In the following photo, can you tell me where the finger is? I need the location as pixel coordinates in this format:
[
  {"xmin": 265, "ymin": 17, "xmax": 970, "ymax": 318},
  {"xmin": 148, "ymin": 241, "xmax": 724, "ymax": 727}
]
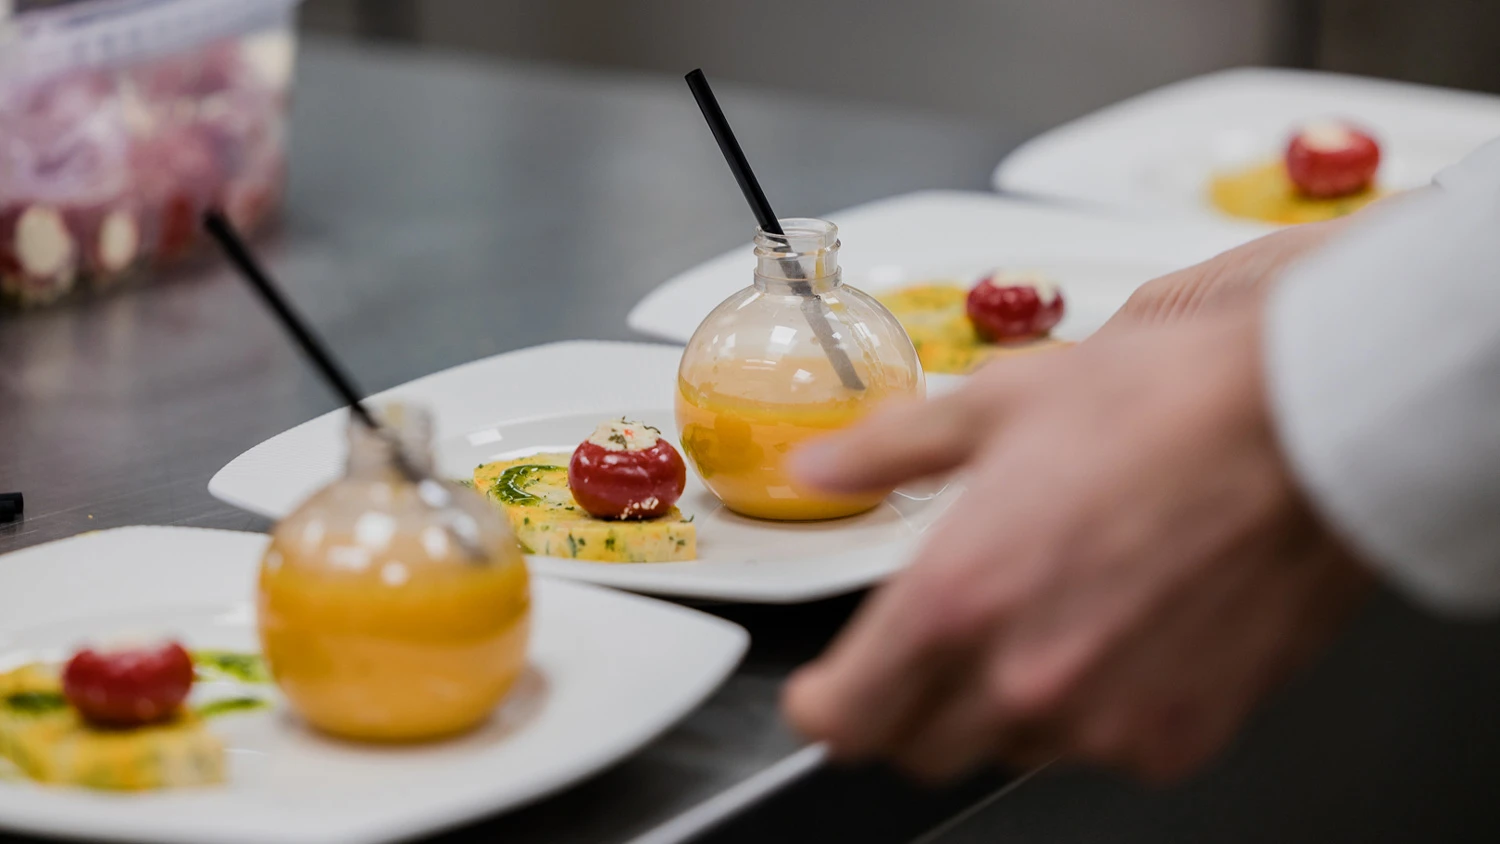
[
  {"xmin": 1129, "ymin": 540, "xmax": 1368, "ymax": 781},
  {"xmin": 1075, "ymin": 553, "xmax": 1266, "ymax": 776},
  {"xmin": 894, "ymin": 686, "xmax": 1062, "ymax": 783},
  {"xmin": 1066, "ymin": 529, "xmax": 1334, "ymax": 780},
  {"xmin": 889, "ymin": 676, "xmax": 1062, "ymax": 781},
  {"xmin": 790, "ymin": 379, "xmax": 1005, "ymax": 494},
  {"xmin": 785, "ymin": 458, "xmax": 1030, "ymax": 757},
  {"xmin": 783, "ymin": 577, "xmax": 970, "ymax": 760},
  {"xmin": 997, "ymin": 725, "xmax": 1066, "ymax": 771},
  {"xmin": 886, "ymin": 656, "xmax": 1002, "ymax": 782}
]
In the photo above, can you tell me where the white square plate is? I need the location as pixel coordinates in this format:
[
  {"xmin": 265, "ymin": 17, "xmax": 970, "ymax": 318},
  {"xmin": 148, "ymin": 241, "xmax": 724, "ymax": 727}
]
[
  {"xmin": 993, "ymin": 67, "xmax": 1500, "ymax": 224},
  {"xmin": 211, "ymin": 341, "xmax": 959, "ymax": 604},
  {"xmin": 626, "ymin": 190, "xmax": 1262, "ymax": 344},
  {"xmin": 0, "ymin": 527, "xmax": 747, "ymax": 844}
]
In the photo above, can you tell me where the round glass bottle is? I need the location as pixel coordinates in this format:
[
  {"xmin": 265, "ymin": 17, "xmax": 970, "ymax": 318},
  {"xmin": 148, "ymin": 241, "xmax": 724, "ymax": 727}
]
[
  {"xmin": 258, "ymin": 404, "xmax": 531, "ymax": 742},
  {"xmin": 676, "ymin": 218, "xmax": 924, "ymax": 520}
]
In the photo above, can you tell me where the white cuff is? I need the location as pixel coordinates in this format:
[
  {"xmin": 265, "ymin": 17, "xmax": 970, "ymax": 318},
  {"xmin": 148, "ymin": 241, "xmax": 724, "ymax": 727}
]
[{"xmin": 1265, "ymin": 187, "xmax": 1500, "ymax": 617}]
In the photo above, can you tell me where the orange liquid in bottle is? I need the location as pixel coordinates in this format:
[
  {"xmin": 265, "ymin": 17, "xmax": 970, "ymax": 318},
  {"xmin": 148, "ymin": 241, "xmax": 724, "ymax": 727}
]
[
  {"xmin": 676, "ymin": 355, "xmax": 919, "ymax": 520},
  {"xmin": 258, "ymin": 534, "xmax": 530, "ymax": 742}
]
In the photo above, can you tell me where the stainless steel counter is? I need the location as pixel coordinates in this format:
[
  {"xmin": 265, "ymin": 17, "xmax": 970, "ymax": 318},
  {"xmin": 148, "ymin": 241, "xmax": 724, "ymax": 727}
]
[
  {"xmin": 0, "ymin": 35, "xmax": 1022, "ymax": 843},
  {"xmin": 7, "ymin": 33, "xmax": 1500, "ymax": 844}
]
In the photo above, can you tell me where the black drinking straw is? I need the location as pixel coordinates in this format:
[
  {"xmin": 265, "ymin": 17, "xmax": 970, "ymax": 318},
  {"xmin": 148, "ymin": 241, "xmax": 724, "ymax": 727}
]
[
  {"xmin": 685, "ymin": 69, "xmax": 866, "ymax": 391},
  {"xmin": 202, "ymin": 212, "xmax": 379, "ymax": 431},
  {"xmin": 202, "ymin": 211, "xmax": 485, "ymax": 559},
  {"xmin": 0, "ymin": 492, "xmax": 21, "ymax": 524}
]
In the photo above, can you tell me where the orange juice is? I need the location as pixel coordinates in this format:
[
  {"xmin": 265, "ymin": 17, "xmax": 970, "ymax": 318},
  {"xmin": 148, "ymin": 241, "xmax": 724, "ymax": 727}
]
[
  {"xmin": 259, "ymin": 532, "xmax": 530, "ymax": 742},
  {"xmin": 677, "ymin": 355, "xmax": 920, "ymax": 520}
]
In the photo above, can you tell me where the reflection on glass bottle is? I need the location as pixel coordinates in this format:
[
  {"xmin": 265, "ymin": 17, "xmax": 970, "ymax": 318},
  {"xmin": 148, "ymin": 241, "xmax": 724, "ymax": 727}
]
[
  {"xmin": 258, "ymin": 404, "xmax": 530, "ymax": 742},
  {"xmin": 676, "ymin": 218, "xmax": 924, "ymax": 521}
]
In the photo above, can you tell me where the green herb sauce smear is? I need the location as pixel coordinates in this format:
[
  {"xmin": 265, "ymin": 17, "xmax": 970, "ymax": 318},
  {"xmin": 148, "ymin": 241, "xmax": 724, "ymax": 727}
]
[
  {"xmin": 195, "ymin": 697, "xmax": 272, "ymax": 719},
  {"xmin": 192, "ymin": 651, "xmax": 271, "ymax": 684},
  {"xmin": 493, "ymin": 465, "xmax": 564, "ymax": 506}
]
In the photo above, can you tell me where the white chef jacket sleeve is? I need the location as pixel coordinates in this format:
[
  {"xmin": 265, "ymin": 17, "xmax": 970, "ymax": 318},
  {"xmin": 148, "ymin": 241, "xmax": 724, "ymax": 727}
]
[{"xmin": 1265, "ymin": 139, "xmax": 1500, "ymax": 617}]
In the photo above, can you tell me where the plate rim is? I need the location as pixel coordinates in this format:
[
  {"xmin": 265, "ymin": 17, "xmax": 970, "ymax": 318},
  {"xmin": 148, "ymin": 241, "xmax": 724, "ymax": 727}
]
[
  {"xmin": 992, "ymin": 65, "xmax": 1500, "ymax": 216},
  {"xmin": 208, "ymin": 340, "xmax": 939, "ymax": 604},
  {"xmin": 626, "ymin": 188, "xmax": 1263, "ymax": 344},
  {"xmin": 0, "ymin": 525, "xmax": 750, "ymax": 844},
  {"xmin": 208, "ymin": 338, "xmax": 682, "ymax": 519}
]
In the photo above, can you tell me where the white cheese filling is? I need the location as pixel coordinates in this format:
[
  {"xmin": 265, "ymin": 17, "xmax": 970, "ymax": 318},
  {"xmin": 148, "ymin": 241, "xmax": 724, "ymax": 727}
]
[
  {"xmin": 89, "ymin": 632, "xmax": 176, "ymax": 654},
  {"xmin": 988, "ymin": 271, "xmax": 1061, "ymax": 305},
  {"xmin": 587, "ymin": 419, "xmax": 662, "ymax": 452},
  {"xmin": 1299, "ymin": 121, "xmax": 1357, "ymax": 152}
]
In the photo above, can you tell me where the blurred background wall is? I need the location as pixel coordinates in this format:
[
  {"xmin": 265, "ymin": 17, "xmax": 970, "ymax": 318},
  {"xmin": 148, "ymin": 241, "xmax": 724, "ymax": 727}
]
[{"xmin": 300, "ymin": 0, "xmax": 1500, "ymax": 135}]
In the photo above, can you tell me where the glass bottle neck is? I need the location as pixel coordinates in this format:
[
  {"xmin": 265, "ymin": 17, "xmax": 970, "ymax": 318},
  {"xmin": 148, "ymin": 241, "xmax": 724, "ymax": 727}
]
[
  {"xmin": 345, "ymin": 405, "xmax": 435, "ymax": 480},
  {"xmin": 753, "ymin": 217, "xmax": 842, "ymax": 295}
]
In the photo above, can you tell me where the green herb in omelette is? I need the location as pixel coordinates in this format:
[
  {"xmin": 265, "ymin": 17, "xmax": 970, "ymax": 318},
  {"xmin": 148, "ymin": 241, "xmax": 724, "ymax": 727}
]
[{"xmin": 2, "ymin": 691, "xmax": 66, "ymax": 716}]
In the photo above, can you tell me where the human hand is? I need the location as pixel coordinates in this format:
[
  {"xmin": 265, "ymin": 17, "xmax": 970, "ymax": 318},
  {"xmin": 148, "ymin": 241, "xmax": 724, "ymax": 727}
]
[
  {"xmin": 782, "ymin": 306, "xmax": 1371, "ymax": 783},
  {"xmin": 1104, "ymin": 217, "xmax": 1347, "ymax": 331}
]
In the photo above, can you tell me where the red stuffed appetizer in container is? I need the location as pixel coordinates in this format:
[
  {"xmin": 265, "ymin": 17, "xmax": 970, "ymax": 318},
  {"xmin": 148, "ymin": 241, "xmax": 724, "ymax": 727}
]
[{"xmin": 0, "ymin": 0, "xmax": 300, "ymax": 306}]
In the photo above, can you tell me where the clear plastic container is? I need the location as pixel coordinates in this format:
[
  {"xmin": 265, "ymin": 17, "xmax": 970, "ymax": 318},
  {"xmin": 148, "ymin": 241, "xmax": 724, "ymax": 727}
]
[
  {"xmin": 259, "ymin": 404, "xmax": 532, "ymax": 743},
  {"xmin": 0, "ymin": 0, "xmax": 300, "ymax": 306},
  {"xmin": 676, "ymin": 218, "xmax": 924, "ymax": 521}
]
